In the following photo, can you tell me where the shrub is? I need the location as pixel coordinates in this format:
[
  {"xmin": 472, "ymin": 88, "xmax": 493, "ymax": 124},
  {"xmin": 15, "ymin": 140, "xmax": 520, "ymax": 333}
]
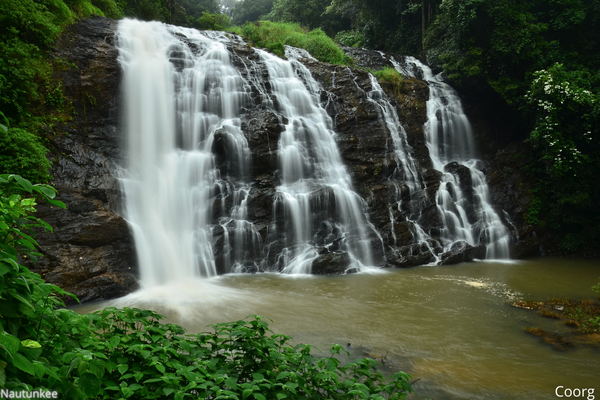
[
  {"xmin": 334, "ymin": 30, "xmax": 363, "ymax": 47},
  {"xmin": 373, "ymin": 67, "xmax": 403, "ymax": 95},
  {"xmin": 0, "ymin": 127, "xmax": 51, "ymax": 183},
  {"xmin": 196, "ymin": 11, "xmax": 231, "ymax": 30},
  {"xmin": 233, "ymin": 21, "xmax": 350, "ymax": 65}
]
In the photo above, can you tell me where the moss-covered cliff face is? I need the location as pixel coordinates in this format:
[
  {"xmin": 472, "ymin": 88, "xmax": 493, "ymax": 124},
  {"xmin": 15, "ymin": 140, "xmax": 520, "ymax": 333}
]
[{"xmin": 34, "ymin": 16, "xmax": 550, "ymax": 304}]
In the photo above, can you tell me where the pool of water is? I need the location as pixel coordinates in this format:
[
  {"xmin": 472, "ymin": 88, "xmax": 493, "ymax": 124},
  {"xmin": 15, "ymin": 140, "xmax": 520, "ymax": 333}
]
[{"xmin": 75, "ymin": 258, "xmax": 600, "ymax": 399}]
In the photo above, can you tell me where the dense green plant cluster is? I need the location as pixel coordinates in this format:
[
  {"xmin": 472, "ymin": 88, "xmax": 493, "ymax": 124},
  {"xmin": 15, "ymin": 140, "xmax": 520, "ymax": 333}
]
[
  {"xmin": 334, "ymin": 30, "xmax": 363, "ymax": 47},
  {"xmin": 266, "ymin": 0, "xmax": 350, "ymax": 37},
  {"xmin": 1, "ymin": 175, "xmax": 417, "ymax": 399},
  {"xmin": 230, "ymin": 0, "xmax": 274, "ymax": 26},
  {"xmin": 0, "ymin": 128, "xmax": 52, "ymax": 184},
  {"xmin": 197, "ymin": 12, "xmax": 231, "ymax": 31},
  {"xmin": 372, "ymin": 67, "xmax": 403, "ymax": 95},
  {"xmin": 234, "ymin": 21, "xmax": 351, "ymax": 65}
]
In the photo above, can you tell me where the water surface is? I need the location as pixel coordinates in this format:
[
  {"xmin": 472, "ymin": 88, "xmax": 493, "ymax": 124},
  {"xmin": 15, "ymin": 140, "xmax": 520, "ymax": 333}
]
[{"xmin": 76, "ymin": 258, "xmax": 600, "ymax": 399}]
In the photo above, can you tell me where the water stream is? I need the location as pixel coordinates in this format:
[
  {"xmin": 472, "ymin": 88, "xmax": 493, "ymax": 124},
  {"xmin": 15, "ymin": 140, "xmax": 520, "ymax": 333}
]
[{"xmin": 393, "ymin": 56, "xmax": 511, "ymax": 259}]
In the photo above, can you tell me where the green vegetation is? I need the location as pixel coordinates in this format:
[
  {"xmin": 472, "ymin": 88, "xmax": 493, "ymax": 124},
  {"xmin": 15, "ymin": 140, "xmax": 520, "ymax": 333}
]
[
  {"xmin": 0, "ymin": 175, "xmax": 416, "ymax": 399},
  {"xmin": 233, "ymin": 21, "xmax": 351, "ymax": 65},
  {"xmin": 230, "ymin": 0, "xmax": 274, "ymax": 26},
  {"xmin": 0, "ymin": 127, "xmax": 51, "ymax": 183},
  {"xmin": 373, "ymin": 67, "xmax": 403, "ymax": 95},
  {"xmin": 334, "ymin": 30, "xmax": 363, "ymax": 47},
  {"xmin": 197, "ymin": 11, "xmax": 231, "ymax": 30}
]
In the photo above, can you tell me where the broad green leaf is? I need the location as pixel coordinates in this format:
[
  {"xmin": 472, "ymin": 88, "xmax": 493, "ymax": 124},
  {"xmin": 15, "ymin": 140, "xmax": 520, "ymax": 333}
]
[
  {"xmin": 110, "ymin": 336, "xmax": 121, "ymax": 349},
  {"xmin": 79, "ymin": 372, "xmax": 101, "ymax": 398},
  {"xmin": 0, "ymin": 332, "xmax": 20, "ymax": 357},
  {"xmin": 62, "ymin": 352, "xmax": 76, "ymax": 364},
  {"xmin": 253, "ymin": 394, "xmax": 266, "ymax": 400},
  {"xmin": 0, "ymin": 124, "xmax": 7, "ymax": 133},
  {"xmin": 175, "ymin": 392, "xmax": 184, "ymax": 400},
  {"xmin": 21, "ymin": 340, "xmax": 41, "ymax": 348},
  {"xmin": 11, "ymin": 292, "xmax": 34, "ymax": 311},
  {"xmin": 33, "ymin": 185, "xmax": 56, "ymax": 199},
  {"xmin": 163, "ymin": 388, "xmax": 175, "ymax": 396},
  {"xmin": 2, "ymin": 258, "xmax": 19, "ymax": 272},
  {"xmin": 0, "ymin": 263, "xmax": 11, "ymax": 277},
  {"xmin": 13, "ymin": 353, "xmax": 34, "ymax": 375},
  {"xmin": 47, "ymin": 198, "xmax": 66, "ymax": 209},
  {"xmin": 0, "ymin": 367, "xmax": 5, "ymax": 386},
  {"xmin": 118, "ymin": 364, "xmax": 129, "ymax": 375},
  {"xmin": 32, "ymin": 361, "xmax": 46, "ymax": 379},
  {"xmin": 13, "ymin": 175, "xmax": 33, "ymax": 193},
  {"xmin": 78, "ymin": 360, "xmax": 90, "ymax": 375},
  {"xmin": 243, "ymin": 389, "xmax": 253, "ymax": 399}
]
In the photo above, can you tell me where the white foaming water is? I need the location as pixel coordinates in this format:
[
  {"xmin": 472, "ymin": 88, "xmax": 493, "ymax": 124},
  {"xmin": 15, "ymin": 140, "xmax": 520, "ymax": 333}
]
[
  {"xmin": 116, "ymin": 19, "xmax": 258, "ymax": 286},
  {"xmin": 364, "ymin": 73, "xmax": 439, "ymax": 261},
  {"xmin": 259, "ymin": 47, "xmax": 379, "ymax": 273},
  {"xmin": 393, "ymin": 56, "xmax": 511, "ymax": 258}
]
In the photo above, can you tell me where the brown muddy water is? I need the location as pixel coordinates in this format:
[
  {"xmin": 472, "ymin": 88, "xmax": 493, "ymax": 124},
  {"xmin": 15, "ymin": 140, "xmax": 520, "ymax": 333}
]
[{"xmin": 75, "ymin": 258, "xmax": 600, "ymax": 399}]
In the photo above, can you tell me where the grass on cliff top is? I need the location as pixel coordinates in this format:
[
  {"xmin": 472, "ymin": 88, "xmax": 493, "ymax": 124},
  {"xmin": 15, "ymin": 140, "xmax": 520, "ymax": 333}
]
[
  {"xmin": 372, "ymin": 66, "xmax": 403, "ymax": 95},
  {"xmin": 231, "ymin": 21, "xmax": 351, "ymax": 65}
]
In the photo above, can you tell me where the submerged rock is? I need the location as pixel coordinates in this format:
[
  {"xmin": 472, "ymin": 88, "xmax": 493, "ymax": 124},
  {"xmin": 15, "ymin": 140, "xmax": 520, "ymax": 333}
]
[
  {"xmin": 311, "ymin": 252, "xmax": 352, "ymax": 275},
  {"xmin": 440, "ymin": 241, "xmax": 486, "ymax": 265}
]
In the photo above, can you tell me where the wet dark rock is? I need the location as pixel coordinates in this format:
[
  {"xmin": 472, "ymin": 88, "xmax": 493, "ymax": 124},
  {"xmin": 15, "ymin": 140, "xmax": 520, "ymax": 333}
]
[
  {"xmin": 29, "ymin": 16, "xmax": 138, "ymax": 304},
  {"xmin": 311, "ymin": 252, "xmax": 351, "ymax": 275},
  {"xmin": 388, "ymin": 242, "xmax": 437, "ymax": 268},
  {"xmin": 440, "ymin": 241, "xmax": 486, "ymax": 265}
]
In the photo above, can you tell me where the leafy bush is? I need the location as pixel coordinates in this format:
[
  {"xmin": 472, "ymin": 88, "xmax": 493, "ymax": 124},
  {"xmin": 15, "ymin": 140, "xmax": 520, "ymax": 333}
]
[
  {"xmin": 196, "ymin": 11, "xmax": 231, "ymax": 31},
  {"xmin": 0, "ymin": 127, "xmax": 51, "ymax": 183},
  {"xmin": 373, "ymin": 67, "xmax": 403, "ymax": 95},
  {"xmin": 523, "ymin": 63, "xmax": 600, "ymax": 250},
  {"xmin": 334, "ymin": 30, "xmax": 363, "ymax": 47},
  {"xmin": 1, "ymin": 175, "xmax": 418, "ymax": 399},
  {"xmin": 234, "ymin": 21, "xmax": 350, "ymax": 65}
]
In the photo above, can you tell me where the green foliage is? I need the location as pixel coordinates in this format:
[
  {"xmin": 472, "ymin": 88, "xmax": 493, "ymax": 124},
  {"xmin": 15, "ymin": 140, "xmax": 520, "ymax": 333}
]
[
  {"xmin": 231, "ymin": 0, "xmax": 275, "ymax": 26},
  {"xmin": 0, "ymin": 127, "xmax": 52, "ymax": 183},
  {"xmin": 592, "ymin": 279, "xmax": 600, "ymax": 296},
  {"xmin": 123, "ymin": 0, "xmax": 170, "ymax": 22},
  {"xmin": 235, "ymin": 21, "xmax": 351, "ymax": 65},
  {"xmin": 523, "ymin": 63, "xmax": 600, "ymax": 250},
  {"xmin": 267, "ymin": 0, "xmax": 350, "ymax": 36},
  {"xmin": 373, "ymin": 67, "xmax": 403, "ymax": 95},
  {"xmin": 334, "ymin": 30, "xmax": 363, "ymax": 47},
  {"xmin": 0, "ymin": 0, "xmax": 121, "ymax": 120},
  {"xmin": 196, "ymin": 11, "xmax": 231, "ymax": 30},
  {"xmin": 0, "ymin": 175, "xmax": 418, "ymax": 398}
]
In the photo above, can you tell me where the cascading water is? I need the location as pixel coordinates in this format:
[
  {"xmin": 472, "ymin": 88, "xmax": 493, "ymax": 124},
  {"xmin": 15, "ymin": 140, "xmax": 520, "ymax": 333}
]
[
  {"xmin": 392, "ymin": 56, "xmax": 511, "ymax": 258},
  {"xmin": 116, "ymin": 19, "xmax": 382, "ymax": 284},
  {"xmin": 117, "ymin": 19, "xmax": 260, "ymax": 286},
  {"xmin": 263, "ymin": 47, "xmax": 380, "ymax": 273},
  {"xmin": 364, "ymin": 73, "xmax": 440, "ymax": 262}
]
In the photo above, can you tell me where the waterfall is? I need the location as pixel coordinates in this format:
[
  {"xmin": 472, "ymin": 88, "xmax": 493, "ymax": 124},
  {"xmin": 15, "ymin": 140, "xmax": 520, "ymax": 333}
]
[
  {"xmin": 116, "ymin": 19, "xmax": 259, "ymax": 286},
  {"xmin": 116, "ymin": 19, "xmax": 382, "ymax": 284},
  {"xmin": 364, "ymin": 73, "xmax": 440, "ymax": 262},
  {"xmin": 392, "ymin": 56, "xmax": 511, "ymax": 258},
  {"xmin": 262, "ymin": 46, "xmax": 379, "ymax": 273}
]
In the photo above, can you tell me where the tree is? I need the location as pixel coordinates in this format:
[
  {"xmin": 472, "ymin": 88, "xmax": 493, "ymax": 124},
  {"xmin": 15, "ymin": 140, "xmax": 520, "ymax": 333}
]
[{"xmin": 231, "ymin": 0, "xmax": 274, "ymax": 25}]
